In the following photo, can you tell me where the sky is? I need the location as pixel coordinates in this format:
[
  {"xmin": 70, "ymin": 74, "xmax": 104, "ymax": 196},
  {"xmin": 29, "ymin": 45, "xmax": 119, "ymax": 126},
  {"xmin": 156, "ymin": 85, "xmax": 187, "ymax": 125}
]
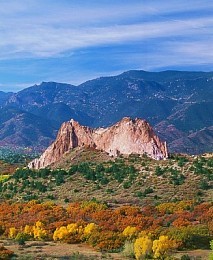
[{"xmin": 0, "ymin": 0, "xmax": 212, "ymax": 92}]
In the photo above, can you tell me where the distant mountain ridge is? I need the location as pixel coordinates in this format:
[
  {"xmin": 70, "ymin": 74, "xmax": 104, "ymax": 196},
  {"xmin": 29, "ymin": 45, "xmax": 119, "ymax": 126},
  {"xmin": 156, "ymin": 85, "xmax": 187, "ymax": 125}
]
[{"xmin": 0, "ymin": 70, "xmax": 212, "ymax": 154}]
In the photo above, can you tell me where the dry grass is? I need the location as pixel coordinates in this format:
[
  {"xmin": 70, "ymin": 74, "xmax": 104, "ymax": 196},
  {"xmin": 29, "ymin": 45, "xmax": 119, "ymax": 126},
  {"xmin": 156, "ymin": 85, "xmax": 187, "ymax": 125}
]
[
  {"xmin": 52, "ymin": 147, "xmax": 112, "ymax": 170},
  {"xmin": 174, "ymin": 249, "xmax": 211, "ymax": 260},
  {"xmin": 0, "ymin": 240, "xmax": 125, "ymax": 259},
  {"xmin": 0, "ymin": 240, "xmax": 211, "ymax": 259},
  {"xmin": 0, "ymin": 160, "xmax": 17, "ymax": 175}
]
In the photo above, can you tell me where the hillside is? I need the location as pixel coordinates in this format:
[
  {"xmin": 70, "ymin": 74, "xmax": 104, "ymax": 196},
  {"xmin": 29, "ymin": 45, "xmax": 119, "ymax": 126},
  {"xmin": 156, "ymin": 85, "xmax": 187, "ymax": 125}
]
[
  {"xmin": 0, "ymin": 70, "xmax": 212, "ymax": 154},
  {"xmin": 1, "ymin": 150, "xmax": 212, "ymax": 205}
]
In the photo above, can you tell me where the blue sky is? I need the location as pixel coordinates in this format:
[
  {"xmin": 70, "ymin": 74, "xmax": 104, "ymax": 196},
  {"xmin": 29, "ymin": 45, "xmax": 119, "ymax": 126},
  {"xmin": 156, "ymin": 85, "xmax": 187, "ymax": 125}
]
[{"xmin": 0, "ymin": 0, "xmax": 212, "ymax": 92}]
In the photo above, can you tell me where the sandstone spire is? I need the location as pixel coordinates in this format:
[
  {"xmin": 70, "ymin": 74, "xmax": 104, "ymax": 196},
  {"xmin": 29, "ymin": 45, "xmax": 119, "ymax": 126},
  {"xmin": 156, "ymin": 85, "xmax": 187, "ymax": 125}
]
[{"xmin": 29, "ymin": 117, "xmax": 168, "ymax": 169}]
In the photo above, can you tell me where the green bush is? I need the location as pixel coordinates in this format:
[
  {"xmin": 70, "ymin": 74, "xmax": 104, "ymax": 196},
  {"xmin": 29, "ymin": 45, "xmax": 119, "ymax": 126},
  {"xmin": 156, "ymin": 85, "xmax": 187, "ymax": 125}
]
[
  {"xmin": 165, "ymin": 225, "xmax": 211, "ymax": 249},
  {"xmin": 123, "ymin": 182, "xmax": 131, "ymax": 189},
  {"xmin": 15, "ymin": 232, "xmax": 29, "ymax": 245}
]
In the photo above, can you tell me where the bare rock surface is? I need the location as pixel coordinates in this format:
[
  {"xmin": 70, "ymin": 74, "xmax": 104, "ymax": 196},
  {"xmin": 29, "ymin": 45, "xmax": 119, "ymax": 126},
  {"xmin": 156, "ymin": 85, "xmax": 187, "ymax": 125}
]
[{"xmin": 29, "ymin": 117, "xmax": 168, "ymax": 169}]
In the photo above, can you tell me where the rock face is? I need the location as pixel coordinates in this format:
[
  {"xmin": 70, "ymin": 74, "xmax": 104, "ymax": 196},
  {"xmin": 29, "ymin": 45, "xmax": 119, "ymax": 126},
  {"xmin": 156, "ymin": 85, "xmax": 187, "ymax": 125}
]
[{"xmin": 28, "ymin": 117, "xmax": 168, "ymax": 169}]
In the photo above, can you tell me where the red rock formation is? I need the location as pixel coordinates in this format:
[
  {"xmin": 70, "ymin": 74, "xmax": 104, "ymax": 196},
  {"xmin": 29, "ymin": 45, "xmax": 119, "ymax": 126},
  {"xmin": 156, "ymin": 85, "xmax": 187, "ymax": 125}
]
[{"xmin": 29, "ymin": 117, "xmax": 168, "ymax": 169}]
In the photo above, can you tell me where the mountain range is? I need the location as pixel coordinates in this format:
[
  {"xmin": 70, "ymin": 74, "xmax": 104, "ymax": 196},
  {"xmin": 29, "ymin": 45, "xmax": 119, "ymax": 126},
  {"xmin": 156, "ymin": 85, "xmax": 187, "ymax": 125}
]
[{"xmin": 0, "ymin": 70, "xmax": 212, "ymax": 154}]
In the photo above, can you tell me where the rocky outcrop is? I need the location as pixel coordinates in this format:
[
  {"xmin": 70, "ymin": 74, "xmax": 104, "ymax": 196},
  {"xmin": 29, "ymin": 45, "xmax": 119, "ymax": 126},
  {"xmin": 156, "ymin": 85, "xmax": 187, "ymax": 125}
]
[{"xmin": 29, "ymin": 117, "xmax": 168, "ymax": 169}]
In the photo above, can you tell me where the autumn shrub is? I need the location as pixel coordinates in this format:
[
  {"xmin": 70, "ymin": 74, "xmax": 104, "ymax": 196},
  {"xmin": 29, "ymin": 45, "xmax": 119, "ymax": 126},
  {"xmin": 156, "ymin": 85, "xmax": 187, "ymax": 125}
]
[
  {"xmin": 0, "ymin": 246, "xmax": 14, "ymax": 260},
  {"xmin": 33, "ymin": 221, "xmax": 48, "ymax": 240},
  {"xmin": 88, "ymin": 230, "xmax": 124, "ymax": 251},
  {"xmin": 122, "ymin": 226, "xmax": 138, "ymax": 240},
  {"xmin": 64, "ymin": 223, "xmax": 84, "ymax": 244},
  {"xmin": 64, "ymin": 232, "xmax": 82, "ymax": 244},
  {"xmin": 156, "ymin": 201, "xmax": 193, "ymax": 214},
  {"xmin": 172, "ymin": 217, "xmax": 191, "ymax": 227},
  {"xmin": 80, "ymin": 201, "xmax": 107, "ymax": 213},
  {"xmin": 152, "ymin": 235, "xmax": 177, "ymax": 259},
  {"xmin": 134, "ymin": 236, "xmax": 153, "ymax": 260},
  {"xmin": 0, "ymin": 225, "xmax": 4, "ymax": 236},
  {"xmin": 23, "ymin": 225, "xmax": 33, "ymax": 238},
  {"xmin": 0, "ymin": 200, "xmax": 211, "ymax": 253},
  {"xmin": 87, "ymin": 229, "xmax": 101, "ymax": 247},
  {"xmin": 53, "ymin": 222, "xmax": 84, "ymax": 244},
  {"xmin": 8, "ymin": 227, "xmax": 18, "ymax": 239},
  {"xmin": 83, "ymin": 223, "xmax": 99, "ymax": 241},
  {"xmin": 53, "ymin": 226, "xmax": 69, "ymax": 241}
]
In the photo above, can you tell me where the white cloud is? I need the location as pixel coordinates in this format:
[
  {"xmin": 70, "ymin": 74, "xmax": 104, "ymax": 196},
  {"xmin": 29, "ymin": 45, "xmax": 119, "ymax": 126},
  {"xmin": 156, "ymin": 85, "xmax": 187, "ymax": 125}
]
[
  {"xmin": 0, "ymin": 15, "xmax": 212, "ymax": 59},
  {"xmin": 146, "ymin": 44, "xmax": 213, "ymax": 70},
  {"xmin": 0, "ymin": 0, "xmax": 212, "ymax": 60},
  {"xmin": 0, "ymin": 0, "xmax": 212, "ymax": 90}
]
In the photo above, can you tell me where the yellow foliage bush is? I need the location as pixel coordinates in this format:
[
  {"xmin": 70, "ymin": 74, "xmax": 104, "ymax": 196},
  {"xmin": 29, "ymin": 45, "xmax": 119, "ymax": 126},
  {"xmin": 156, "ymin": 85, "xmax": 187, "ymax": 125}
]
[
  {"xmin": 123, "ymin": 226, "xmax": 138, "ymax": 240},
  {"xmin": 134, "ymin": 236, "xmax": 153, "ymax": 260},
  {"xmin": 9, "ymin": 227, "xmax": 17, "ymax": 239},
  {"xmin": 84, "ymin": 223, "xmax": 98, "ymax": 237},
  {"xmin": 53, "ymin": 222, "xmax": 84, "ymax": 243},
  {"xmin": 67, "ymin": 223, "xmax": 79, "ymax": 234},
  {"xmin": 152, "ymin": 235, "xmax": 176, "ymax": 258},
  {"xmin": 80, "ymin": 201, "xmax": 107, "ymax": 212},
  {"xmin": 156, "ymin": 201, "xmax": 193, "ymax": 214},
  {"xmin": 53, "ymin": 226, "xmax": 68, "ymax": 241},
  {"xmin": 24, "ymin": 225, "xmax": 33, "ymax": 237},
  {"xmin": 33, "ymin": 221, "xmax": 47, "ymax": 240}
]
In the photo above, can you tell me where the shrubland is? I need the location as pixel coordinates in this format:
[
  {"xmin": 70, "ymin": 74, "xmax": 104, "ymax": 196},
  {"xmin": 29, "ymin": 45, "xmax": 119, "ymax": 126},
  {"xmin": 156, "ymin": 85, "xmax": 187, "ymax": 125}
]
[
  {"xmin": 0, "ymin": 152, "xmax": 212, "ymax": 258},
  {"xmin": 0, "ymin": 199, "xmax": 212, "ymax": 258},
  {"xmin": 0, "ymin": 153, "xmax": 212, "ymax": 205}
]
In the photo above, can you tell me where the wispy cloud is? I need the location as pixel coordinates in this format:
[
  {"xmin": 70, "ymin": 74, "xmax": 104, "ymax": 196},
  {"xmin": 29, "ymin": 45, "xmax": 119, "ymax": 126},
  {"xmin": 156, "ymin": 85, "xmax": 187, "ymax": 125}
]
[
  {"xmin": 0, "ymin": 0, "xmax": 212, "ymax": 58},
  {"xmin": 0, "ymin": 0, "xmax": 212, "ymax": 90},
  {"xmin": 0, "ymin": 17, "xmax": 212, "ymax": 58}
]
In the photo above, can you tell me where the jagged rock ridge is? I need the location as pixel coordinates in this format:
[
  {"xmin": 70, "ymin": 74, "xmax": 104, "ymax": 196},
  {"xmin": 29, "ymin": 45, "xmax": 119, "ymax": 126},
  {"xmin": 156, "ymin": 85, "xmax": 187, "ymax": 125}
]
[{"xmin": 29, "ymin": 117, "xmax": 168, "ymax": 169}]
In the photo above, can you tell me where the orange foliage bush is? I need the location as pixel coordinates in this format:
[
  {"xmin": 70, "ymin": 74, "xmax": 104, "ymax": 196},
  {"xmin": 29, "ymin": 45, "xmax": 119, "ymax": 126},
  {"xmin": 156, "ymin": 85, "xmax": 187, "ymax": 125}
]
[
  {"xmin": 0, "ymin": 200, "xmax": 211, "ymax": 252},
  {"xmin": 172, "ymin": 217, "xmax": 192, "ymax": 227},
  {"xmin": 89, "ymin": 230, "xmax": 124, "ymax": 251}
]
